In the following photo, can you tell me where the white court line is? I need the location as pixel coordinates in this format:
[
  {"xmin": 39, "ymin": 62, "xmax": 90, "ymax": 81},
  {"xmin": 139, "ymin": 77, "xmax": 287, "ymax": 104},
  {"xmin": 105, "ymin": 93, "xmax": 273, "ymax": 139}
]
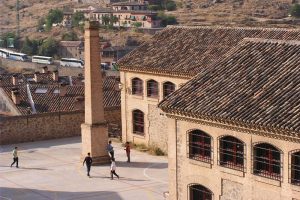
[
  {"xmin": 143, "ymin": 163, "xmax": 168, "ymax": 184},
  {"xmin": 0, "ymin": 196, "xmax": 12, "ymax": 200}
]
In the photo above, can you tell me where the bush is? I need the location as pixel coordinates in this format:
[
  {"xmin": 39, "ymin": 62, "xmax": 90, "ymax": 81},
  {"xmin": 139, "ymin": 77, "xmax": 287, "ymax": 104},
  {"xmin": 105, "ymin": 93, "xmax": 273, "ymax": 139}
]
[
  {"xmin": 72, "ymin": 12, "xmax": 85, "ymax": 27},
  {"xmin": 290, "ymin": 4, "xmax": 300, "ymax": 17},
  {"xmin": 45, "ymin": 9, "xmax": 63, "ymax": 31},
  {"xmin": 158, "ymin": 12, "xmax": 177, "ymax": 27},
  {"xmin": 166, "ymin": 1, "xmax": 177, "ymax": 11},
  {"xmin": 38, "ymin": 37, "xmax": 58, "ymax": 57},
  {"xmin": 62, "ymin": 31, "xmax": 78, "ymax": 41},
  {"xmin": 21, "ymin": 37, "xmax": 39, "ymax": 55},
  {"xmin": 147, "ymin": 4, "xmax": 162, "ymax": 11}
]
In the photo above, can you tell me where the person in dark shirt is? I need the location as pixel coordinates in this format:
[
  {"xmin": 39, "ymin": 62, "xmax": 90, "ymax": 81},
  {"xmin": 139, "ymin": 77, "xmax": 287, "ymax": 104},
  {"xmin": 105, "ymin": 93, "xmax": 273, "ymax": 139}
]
[
  {"xmin": 83, "ymin": 152, "xmax": 93, "ymax": 177},
  {"xmin": 124, "ymin": 142, "xmax": 130, "ymax": 163},
  {"xmin": 106, "ymin": 140, "xmax": 114, "ymax": 159}
]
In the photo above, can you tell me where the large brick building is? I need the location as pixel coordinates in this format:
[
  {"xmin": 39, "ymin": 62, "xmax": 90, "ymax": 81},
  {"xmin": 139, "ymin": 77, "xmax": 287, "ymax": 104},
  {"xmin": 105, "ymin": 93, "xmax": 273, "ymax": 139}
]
[
  {"xmin": 159, "ymin": 38, "xmax": 300, "ymax": 199},
  {"xmin": 117, "ymin": 26, "xmax": 300, "ymax": 154}
]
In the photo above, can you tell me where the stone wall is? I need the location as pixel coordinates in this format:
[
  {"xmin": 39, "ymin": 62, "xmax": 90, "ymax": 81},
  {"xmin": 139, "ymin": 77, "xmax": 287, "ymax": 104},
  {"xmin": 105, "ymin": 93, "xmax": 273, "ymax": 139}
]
[
  {"xmin": 0, "ymin": 58, "xmax": 83, "ymax": 76},
  {"xmin": 0, "ymin": 109, "xmax": 121, "ymax": 145}
]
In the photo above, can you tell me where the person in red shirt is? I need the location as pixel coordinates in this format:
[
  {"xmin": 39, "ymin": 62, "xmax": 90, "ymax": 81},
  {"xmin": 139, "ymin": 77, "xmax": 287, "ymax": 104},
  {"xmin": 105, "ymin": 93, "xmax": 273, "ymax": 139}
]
[{"xmin": 124, "ymin": 142, "xmax": 130, "ymax": 163}]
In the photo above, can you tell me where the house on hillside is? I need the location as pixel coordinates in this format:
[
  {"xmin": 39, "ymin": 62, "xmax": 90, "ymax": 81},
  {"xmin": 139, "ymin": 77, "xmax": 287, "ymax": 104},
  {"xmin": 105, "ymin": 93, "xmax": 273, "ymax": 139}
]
[
  {"xmin": 117, "ymin": 26, "xmax": 300, "ymax": 154},
  {"xmin": 159, "ymin": 38, "xmax": 300, "ymax": 200},
  {"xmin": 58, "ymin": 41, "xmax": 84, "ymax": 60}
]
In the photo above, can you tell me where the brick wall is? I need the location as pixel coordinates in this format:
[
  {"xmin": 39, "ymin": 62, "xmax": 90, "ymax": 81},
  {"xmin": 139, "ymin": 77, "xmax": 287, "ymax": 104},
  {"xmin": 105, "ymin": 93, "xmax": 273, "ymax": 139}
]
[{"xmin": 0, "ymin": 109, "xmax": 121, "ymax": 145}]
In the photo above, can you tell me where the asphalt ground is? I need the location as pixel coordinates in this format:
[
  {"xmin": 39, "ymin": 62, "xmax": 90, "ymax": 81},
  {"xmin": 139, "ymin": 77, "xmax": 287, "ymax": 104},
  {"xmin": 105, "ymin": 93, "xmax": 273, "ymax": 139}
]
[{"xmin": 0, "ymin": 137, "xmax": 168, "ymax": 200}]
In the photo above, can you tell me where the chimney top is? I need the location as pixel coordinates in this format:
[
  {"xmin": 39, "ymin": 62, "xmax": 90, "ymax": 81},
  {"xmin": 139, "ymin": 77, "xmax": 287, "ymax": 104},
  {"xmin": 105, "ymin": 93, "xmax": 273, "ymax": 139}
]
[
  {"xmin": 42, "ymin": 66, "xmax": 48, "ymax": 73},
  {"xmin": 12, "ymin": 74, "xmax": 18, "ymax": 77},
  {"xmin": 85, "ymin": 21, "xmax": 99, "ymax": 30},
  {"xmin": 12, "ymin": 87, "xmax": 19, "ymax": 92},
  {"xmin": 75, "ymin": 96, "xmax": 84, "ymax": 101},
  {"xmin": 34, "ymin": 71, "xmax": 40, "ymax": 74},
  {"xmin": 53, "ymin": 70, "xmax": 58, "ymax": 73}
]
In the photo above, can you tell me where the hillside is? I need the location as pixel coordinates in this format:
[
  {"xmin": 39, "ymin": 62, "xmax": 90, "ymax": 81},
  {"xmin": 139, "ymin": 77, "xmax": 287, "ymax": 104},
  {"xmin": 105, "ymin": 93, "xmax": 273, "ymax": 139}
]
[{"xmin": 0, "ymin": 0, "xmax": 299, "ymax": 44}]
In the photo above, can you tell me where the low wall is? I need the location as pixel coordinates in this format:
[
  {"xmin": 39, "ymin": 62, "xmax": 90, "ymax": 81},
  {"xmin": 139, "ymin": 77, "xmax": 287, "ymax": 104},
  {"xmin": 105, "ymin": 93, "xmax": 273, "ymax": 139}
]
[
  {"xmin": 0, "ymin": 109, "xmax": 121, "ymax": 145},
  {"xmin": 0, "ymin": 58, "xmax": 83, "ymax": 76}
]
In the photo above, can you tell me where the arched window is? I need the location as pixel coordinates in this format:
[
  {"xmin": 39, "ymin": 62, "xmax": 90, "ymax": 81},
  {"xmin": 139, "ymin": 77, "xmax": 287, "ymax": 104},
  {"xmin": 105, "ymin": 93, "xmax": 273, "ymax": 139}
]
[
  {"xmin": 188, "ymin": 130, "xmax": 212, "ymax": 163},
  {"xmin": 132, "ymin": 78, "xmax": 143, "ymax": 95},
  {"xmin": 188, "ymin": 184, "xmax": 213, "ymax": 200},
  {"xmin": 219, "ymin": 136, "xmax": 245, "ymax": 171},
  {"xmin": 132, "ymin": 110, "xmax": 144, "ymax": 135},
  {"xmin": 290, "ymin": 151, "xmax": 300, "ymax": 185},
  {"xmin": 147, "ymin": 79, "xmax": 158, "ymax": 98},
  {"xmin": 253, "ymin": 143, "xmax": 282, "ymax": 180},
  {"xmin": 163, "ymin": 81, "xmax": 175, "ymax": 98}
]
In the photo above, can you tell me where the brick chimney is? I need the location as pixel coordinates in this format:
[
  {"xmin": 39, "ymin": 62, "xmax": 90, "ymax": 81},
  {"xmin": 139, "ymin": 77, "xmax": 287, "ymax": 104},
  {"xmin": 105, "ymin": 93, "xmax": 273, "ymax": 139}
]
[
  {"xmin": 59, "ymin": 83, "xmax": 67, "ymax": 97},
  {"xmin": 42, "ymin": 66, "xmax": 48, "ymax": 73},
  {"xmin": 12, "ymin": 74, "xmax": 18, "ymax": 85},
  {"xmin": 74, "ymin": 96, "xmax": 84, "ymax": 110},
  {"xmin": 11, "ymin": 88, "xmax": 20, "ymax": 105},
  {"xmin": 53, "ymin": 70, "xmax": 59, "ymax": 82},
  {"xmin": 34, "ymin": 72, "xmax": 40, "ymax": 83}
]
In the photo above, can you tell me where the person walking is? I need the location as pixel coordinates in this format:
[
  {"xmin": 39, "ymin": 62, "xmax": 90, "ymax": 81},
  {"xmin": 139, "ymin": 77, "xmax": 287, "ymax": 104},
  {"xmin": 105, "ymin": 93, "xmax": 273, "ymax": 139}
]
[
  {"xmin": 124, "ymin": 142, "xmax": 130, "ymax": 163},
  {"xmin": 10, "ymin": 147, "xmax": 19, "ymax": 168},
  {"xmin": 83, "ymin": 152, "xmax": 93, "ymax": 177},
  {"xmin": 106, "ymin": 140, "xmax": 114, "ymax": 159},
  {"xmin": 110, "ymin": 158, "xmax": 119, "ymax": 180}
]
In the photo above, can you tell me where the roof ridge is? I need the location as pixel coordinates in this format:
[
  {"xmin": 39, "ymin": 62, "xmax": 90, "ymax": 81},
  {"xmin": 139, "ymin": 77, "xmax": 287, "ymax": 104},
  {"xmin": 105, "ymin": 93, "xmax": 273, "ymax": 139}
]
[
  {"xmin": 242, "ymin": 37, "xmax": 300, "ymax": 45},
  {"xmin": 166, "ymin": 25, "xmax": 300, "ymax": 32}
]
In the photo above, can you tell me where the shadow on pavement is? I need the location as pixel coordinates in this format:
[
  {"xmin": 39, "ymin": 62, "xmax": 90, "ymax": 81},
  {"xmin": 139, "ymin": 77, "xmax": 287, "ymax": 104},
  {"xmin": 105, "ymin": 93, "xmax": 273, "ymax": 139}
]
[
  {"xmin": 116, "ymin": 161, "xmax": 168, "ymax": 169},
  {"xmin": 0, "ymin": 137, "xmax": 81, "ymax": 153},
  {"xmin": 0, "ymin": 187, "xmax": 123, "ymax": 200}
]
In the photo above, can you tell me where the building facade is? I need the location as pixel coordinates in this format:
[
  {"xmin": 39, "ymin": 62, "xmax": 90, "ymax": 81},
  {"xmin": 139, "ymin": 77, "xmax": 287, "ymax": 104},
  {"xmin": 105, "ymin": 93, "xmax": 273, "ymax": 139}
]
[
  {"xmin": 159, "ymin": 39, "xmax": 300, "ymax": 200},
  {"xmin": 118, "ymin": 26, "xmax": 300, "ymax": 154}
]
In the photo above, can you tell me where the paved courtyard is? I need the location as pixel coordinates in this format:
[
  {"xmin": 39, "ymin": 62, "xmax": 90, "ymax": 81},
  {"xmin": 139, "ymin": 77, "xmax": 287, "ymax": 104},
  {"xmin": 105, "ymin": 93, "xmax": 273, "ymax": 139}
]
[{"xmin": 0, "ymin": 137, "xmax": 168, "ymax": 200}]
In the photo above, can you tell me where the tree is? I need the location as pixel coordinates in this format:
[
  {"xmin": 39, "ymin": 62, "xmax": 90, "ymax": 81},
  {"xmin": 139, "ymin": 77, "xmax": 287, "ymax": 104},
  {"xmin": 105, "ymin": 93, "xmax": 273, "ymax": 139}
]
[
  {"xmin": 290, "ymin": 4, "xmax": 300, "ymax": 17},
  {"xmin": 166, "ymin": 1, "xmax": 177, "ymax": 11},
  {"xmin": 102, "ymin": 15, "xmax": 110, "ymax": 25},
  {"xmin": 38, "ymin": 37, "xmax": 58, "ymax": 57},
  {"xmin": 147, "ymin": 4, "xmax": 162, "ymax": 11},
  {"xmin": 132, "ymin": 22, "xmax": 142, "ymax": 31},
  {"xmin": 45, "ymin": 9, "xmax": 63, "ymax": 31},
  {"xmin": 110, "ymin": 15, "xmax": 119, "ymax": 26},
  {"xmin": 0, "ymin": 32, "xmax": 19, "ymax": 49},
  {"xmin": 157, "ymin": 12, "xmax": 177, "ymax": 27},
  {"xmin": 72, "ymin": 12, "xmax": 85, "ymax": 27},
  {"xmin": 62, "ymin": 31, "xmax": 78, "ymax": 41}
]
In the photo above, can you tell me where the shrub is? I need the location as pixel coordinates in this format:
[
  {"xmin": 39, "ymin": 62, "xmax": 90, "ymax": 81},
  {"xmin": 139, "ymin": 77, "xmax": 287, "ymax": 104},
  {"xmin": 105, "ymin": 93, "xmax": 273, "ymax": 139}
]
[
  {"xmin": 72, "ymin": 12, "xmax": 85, "ymax": 27},
  {"xmin": 166, "ymin": 1, "xmax": 177, "ymax": 11},
  {"xmin": 290, "ymin": 4, "xmax": 300, "ymax": 17},
  {"xmin": 147, "ymin": 4, "xmax": 162, "ymax": 11},
  {"xmin": 149, "ymin": 146, "xmax": 165, "ymax": 156}
]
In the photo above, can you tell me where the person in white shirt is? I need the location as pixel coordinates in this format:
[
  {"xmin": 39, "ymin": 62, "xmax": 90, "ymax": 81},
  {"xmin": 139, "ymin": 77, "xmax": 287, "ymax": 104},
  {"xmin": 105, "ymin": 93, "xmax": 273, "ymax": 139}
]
[
  {"xmin": 110, "ymin": 158, "xmax": 119, "ymax": 180},
  {"xmin": 10, "ymin": 147, "xmax": 19, "ymax": 168}
]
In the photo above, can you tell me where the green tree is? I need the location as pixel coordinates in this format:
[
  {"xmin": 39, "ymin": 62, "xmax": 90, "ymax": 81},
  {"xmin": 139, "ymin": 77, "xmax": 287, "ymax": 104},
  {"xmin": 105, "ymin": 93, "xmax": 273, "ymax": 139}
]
[
  {"xmin": 132, "ymin": 22, "xmax": 142, "ymax": 31},
  {"xmin": 290, "ymin": 4, "xmax": 300, "ymax": 17},
  {"xmin": 62, "ymin": 31, "xmax": 78, "ymax": 41},
  {"xmin": 45, "ymin": 9, "xmax": 63, "ymax": 31},
  {"xmin": 72, "ymin": 12, "xmax": 85, "ymax": 27},
  {"xmin": 0, "ymin": 32, "xmax": 19, "ymax": 48},
  {"xmin": 102, "ymin": 15, "xmax": 110, "ymax": 25},
  {"xmin": 166, "ymin": 1, "xmax": 176, "ymax": 11},
  {"xmin": 38, "ymin": 37, "xmax": 58, "ymax": 56},
  {"xmin": 147, "ymin": 4, "xmax": 162, "ymax": 11},
  {"xmin": 110, "ymin": 15, "xmax": 119, "ymax": 26},
  {"xmin": 157, "ymin": 12, "xmax": 177, "ymax": 27}
]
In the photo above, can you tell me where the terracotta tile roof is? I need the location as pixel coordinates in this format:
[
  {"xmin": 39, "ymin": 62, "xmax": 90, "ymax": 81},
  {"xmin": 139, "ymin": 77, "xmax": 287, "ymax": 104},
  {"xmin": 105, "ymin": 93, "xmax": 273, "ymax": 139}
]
[
  {"xmin": 1, "ymin": 74, "xmax": 120, "ymax": 115},
  {"xmin": 159, "ymin": 38, "xmax": 300, "ymax": 136},
  {"xmin": 118, "ymin": 26, "xmax": 300, "ymax": 78}
]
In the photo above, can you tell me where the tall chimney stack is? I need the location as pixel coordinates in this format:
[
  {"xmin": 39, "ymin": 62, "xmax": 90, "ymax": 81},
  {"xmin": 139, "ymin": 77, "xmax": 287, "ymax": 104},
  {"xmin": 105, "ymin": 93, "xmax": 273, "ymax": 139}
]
[
  {"xmin": 11, "ymin": 88, "xmax": 20, "ymax": 105},
  {"xmin": 81, "ymin": 21, "xmax": 110, "ymax": 164},
  {"xmin": 53, "ymin": 70, "xmax": 59, "ymax": 82}
]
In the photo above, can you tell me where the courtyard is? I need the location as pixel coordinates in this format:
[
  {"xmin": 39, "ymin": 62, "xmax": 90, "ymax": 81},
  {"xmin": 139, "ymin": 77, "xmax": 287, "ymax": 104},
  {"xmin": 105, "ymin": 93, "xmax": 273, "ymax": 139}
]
[{"xmin": 0, "ymin": 137, "xmax": 168, "ymax": 200}]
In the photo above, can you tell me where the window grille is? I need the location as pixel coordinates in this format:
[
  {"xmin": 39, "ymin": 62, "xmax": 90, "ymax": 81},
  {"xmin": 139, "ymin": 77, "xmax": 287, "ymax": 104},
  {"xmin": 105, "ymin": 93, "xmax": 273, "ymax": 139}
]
[
  {"xmin": 187, "ymin": 130, "xmax": 212, "ymax": 164},
  {"xmin": 132, "ymin": 110, "xmax": 144, "ymax": 135},
  {"xmin": 163, "ymin": 82, "xmax": 175, "ymax": 98},
  {"xmin": 289, "ymin": 150, "xmax": 300, "ymax": 186},
  {"xmin": 132, "ymin": 78, "xmax": 143, "ymax": 95},
  {"xmin": 188, "ymin": 184, "xmax": 213, "ymax": 200},
  {"xmin": 218, "ymin": 136, "xmax": 245, "ymax": 172},
  {"xmin": 252, "ymin": 143, "xmax": 282, "ymax": 181},
  {"xmin": 147, "ymin": 80, "xmax": 158, "ymax": 98}
]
